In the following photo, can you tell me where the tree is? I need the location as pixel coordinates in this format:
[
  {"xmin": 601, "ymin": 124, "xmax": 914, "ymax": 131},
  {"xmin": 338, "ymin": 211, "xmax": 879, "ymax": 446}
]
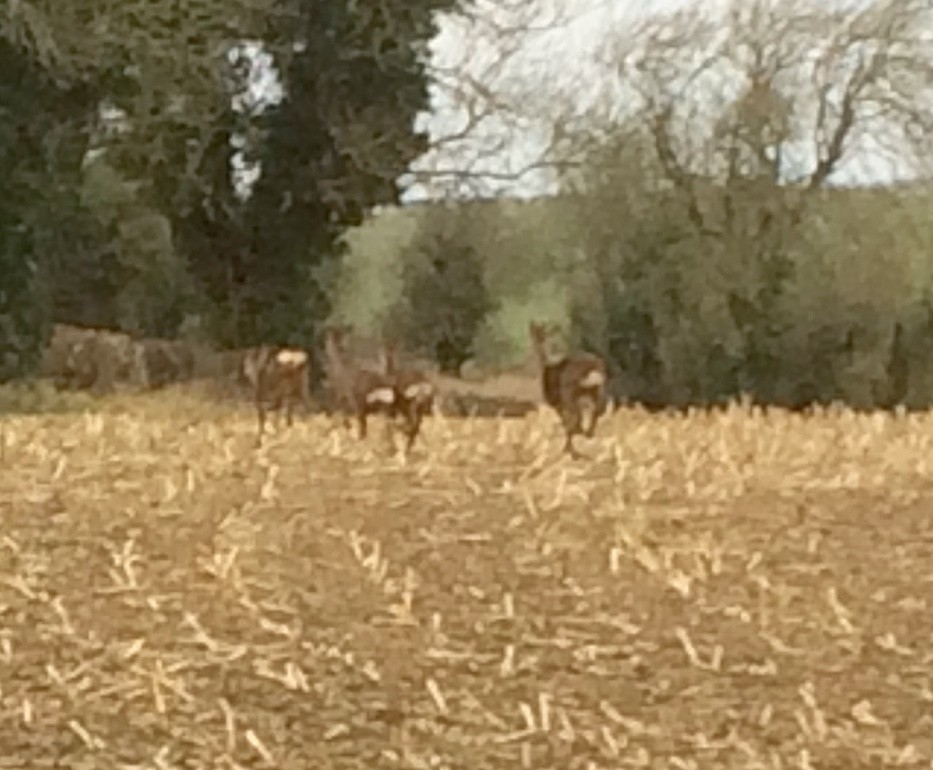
[
  {"xmin": 0, "ymin": 0, "xmax": 268, "ymax": 353},
  {"xmin": 391, "ymin": 205, "xmax": 493, "ymax": 374},
  {"xmin": 555, "ymin": 0, "xmax": 933, "ymax": 406},
  {"xmin": 1, "ymin": 0, "xmax": 459, "ymax": 373},
  {"xmin": 0, "ymin": 37, "xmax": 93, "ymax": 380},
  {"xmin": 175, "ymin": 0, "xmax": 460, "ymax": 367}
]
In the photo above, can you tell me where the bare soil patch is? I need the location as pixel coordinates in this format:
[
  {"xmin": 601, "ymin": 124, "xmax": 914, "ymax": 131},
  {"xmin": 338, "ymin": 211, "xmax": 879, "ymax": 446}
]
[{"xmin": 2, "ymin": 394, "xmax": 933, "ymax": 768}]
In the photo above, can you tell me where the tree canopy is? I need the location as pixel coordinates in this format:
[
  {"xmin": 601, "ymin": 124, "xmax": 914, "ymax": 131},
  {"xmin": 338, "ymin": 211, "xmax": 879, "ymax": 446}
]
[{"xmin": 0, "ymin": 0, "xmax": 457, "ymax": 379}]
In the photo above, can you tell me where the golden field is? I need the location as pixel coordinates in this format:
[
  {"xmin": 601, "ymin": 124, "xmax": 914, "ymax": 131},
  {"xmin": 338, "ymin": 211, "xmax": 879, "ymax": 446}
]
[{"xmin": 2, "ymin": 389, "xmax": 933, "ymax": 769}]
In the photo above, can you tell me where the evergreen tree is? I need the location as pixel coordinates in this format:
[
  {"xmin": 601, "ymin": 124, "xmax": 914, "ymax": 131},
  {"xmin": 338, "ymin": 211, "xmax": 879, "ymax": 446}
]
[
  {"xmin": 0, "ymin": 40, "xmax": 91, "ymax": 380},
  {"xmin": 234, "ymin": 0, "xmax": 456, "ymax": 358},
  {"xmin": 391, "ymin": 207, "xmax": 493, "ymax": 375}
]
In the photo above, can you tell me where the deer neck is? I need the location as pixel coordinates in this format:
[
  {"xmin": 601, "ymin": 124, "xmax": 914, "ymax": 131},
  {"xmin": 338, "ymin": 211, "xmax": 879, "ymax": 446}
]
[
  {"xmin": 380, "ymin": 347, "xmax": 397, "ymax": 376},
  {"xmin": 531, "ymin": 340, "xmax": 552, "ymax": 373},
  {"xmin": 325, "ymin": 339, "xmax": 351, "ymax": 378}
]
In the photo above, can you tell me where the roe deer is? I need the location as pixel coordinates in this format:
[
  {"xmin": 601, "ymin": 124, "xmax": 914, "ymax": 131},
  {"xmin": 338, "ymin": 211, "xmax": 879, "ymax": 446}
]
[
  {"xmin": 322, "ymin": 325, "xmax": 396, "ymax": 440},
  {"xmin": 381, "ymin": 343, "xmax": 435, "ymax": 453},
  {"xmin": 242, "ymin": 345, "xmax": 310, "ymax": 444},
  {"xmin": 529, "ymin": 321, "xmax": 608, "ymax": 458}
]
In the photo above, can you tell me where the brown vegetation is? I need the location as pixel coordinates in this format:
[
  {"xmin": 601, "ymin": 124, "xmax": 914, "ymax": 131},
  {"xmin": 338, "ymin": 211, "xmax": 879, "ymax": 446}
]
[
  {"xmin": 435, "ymin": 365, "xmax": 541, "ymax": 418},
  {"xmin": 529, "ymin": 321, "xmax": 609, "ymax": 457},
  {"xmin": 40, "ymin": 324, "xmax": 198, "ymax": 394},
  {"xmin": 136, "ymin": 337, "xmax": 197, "ymax": 389},
  {"xmin": 40, "ymin": 324, "xmax": 145, "ymax": 393}
]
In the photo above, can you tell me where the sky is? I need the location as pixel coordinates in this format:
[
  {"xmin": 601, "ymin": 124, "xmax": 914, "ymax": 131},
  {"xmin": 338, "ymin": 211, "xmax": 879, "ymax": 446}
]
[
  {"xmin": 231, "ymin": 0, "xmax": 932, "ymax": 204},
  {"xmin": 400, "ymin": 0, "xmax": 685, "ymax": 201},
  {"xmin": 231, "ymin": 0, "xmax": 700, "ymax": 200}
]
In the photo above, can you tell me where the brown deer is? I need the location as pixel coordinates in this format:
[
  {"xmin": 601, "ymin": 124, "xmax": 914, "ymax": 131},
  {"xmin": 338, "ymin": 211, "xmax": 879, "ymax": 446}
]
[
  {"xmin": 529, "ymin": 321, "xmax": 608, "ymax": 458},
  {"xmin": 241, "ymin": 345, "xmax": 310, "ymax": 444},
  {"xmin": 381, "ymin": 342, "xmax": 436, "ymax": 453},
  {"xmin": 322, "ymin": 325, "xmax": 396, "ymax": 440}
]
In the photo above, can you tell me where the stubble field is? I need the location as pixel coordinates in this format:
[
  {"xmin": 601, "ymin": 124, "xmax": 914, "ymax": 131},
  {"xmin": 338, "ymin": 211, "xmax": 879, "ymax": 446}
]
[{"xmin": 2, "ymin": 389, "xmax": 933, "ymax": 769}]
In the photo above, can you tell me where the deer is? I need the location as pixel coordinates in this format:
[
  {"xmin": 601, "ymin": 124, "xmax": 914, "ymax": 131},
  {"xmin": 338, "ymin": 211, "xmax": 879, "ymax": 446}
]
[
  {"xmin": 241, "ymin": 345, "xmax": 310, "ymax": 445},
  {"xmin": 381, "ymin": 342, "xmax": 436, "ymax": 454},
  {"xmin": 528, "ymin": 321, "xmax": 608, "ymax": 458},
  {"xmin": 322, "ymin": 324, "xmax": 397, "ymax": 440}
]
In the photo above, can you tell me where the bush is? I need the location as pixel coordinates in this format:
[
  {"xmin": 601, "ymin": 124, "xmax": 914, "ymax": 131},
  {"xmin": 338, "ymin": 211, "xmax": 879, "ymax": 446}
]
[
  {"xmin": 0, "ymin": 227, "xmax": 51, "ymax": 383},
  {"xmin": 389, "ymin": 206, "xmax": 493, "ymax": 375}
]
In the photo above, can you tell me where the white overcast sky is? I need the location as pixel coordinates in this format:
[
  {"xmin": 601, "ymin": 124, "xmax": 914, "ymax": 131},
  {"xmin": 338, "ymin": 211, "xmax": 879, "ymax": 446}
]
[
  {"xmin": 234, "ymin": 0, "xmax": 699, "ymax": 199},
  {"xmin": 234, "ymin": 0, "xmax": 928, "ymax": 203},
  {"xmin": 401, "ymin": 0, "xmax": 685, "ymax": 201}
]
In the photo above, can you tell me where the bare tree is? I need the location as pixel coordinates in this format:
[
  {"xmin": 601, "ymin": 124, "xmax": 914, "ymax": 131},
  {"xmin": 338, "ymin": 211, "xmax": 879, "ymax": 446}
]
[
  {"xmin": 537, "ymin": 0, "xmax": 933, "ymax": 406},
  {"xmin": 583, "ymin": 0, "xmax": 933, "ymax": 232},
  {"xmin": 403, "ymin": 0, "xmax": 599, "ymax": 200}
]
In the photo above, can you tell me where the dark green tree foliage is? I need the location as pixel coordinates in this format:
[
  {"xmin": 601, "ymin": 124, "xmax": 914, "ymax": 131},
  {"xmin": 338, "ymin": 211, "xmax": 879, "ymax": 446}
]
[
  {"xmin": 0, "ymin": 39, "xmax": 91, "ymax": 380},
  {"xmin": 0, "ymin": 213, "xmax": 49, "ymax": 383},
  {"xmin": 210, "ymin": 0, "xmax": 455, "ymax": 356},
  {"xmin": 392, "ymin": 208, "xmax": 493, "ymax": 375},
  {"xmin": 171, "ymin": 109, "xmax": 254, "ymax": 347},
  {"xmin": 1, "ymin": 0, "xmax": 265, "ymax": 347}
]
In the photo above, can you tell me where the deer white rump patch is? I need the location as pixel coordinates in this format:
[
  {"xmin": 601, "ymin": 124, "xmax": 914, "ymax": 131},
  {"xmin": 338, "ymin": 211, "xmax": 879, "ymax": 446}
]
[
  {"xmin": 275, "ymin": 349, "xmax": 308, "ymax": 368},
  {"xmin": 366, "ymin": 387, "xmax": 395, "ymax": 405},
  {"xmin": 579, "ymin": 369, "xmax": 605, "ymax": 388},
  {"xmin": 404, "ymin": 382, "xmax": 434, "ymax": 400}
]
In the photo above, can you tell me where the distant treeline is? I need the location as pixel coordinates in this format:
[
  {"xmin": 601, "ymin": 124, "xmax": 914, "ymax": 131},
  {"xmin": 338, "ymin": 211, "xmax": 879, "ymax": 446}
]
[{"xmin": 333, "ymin": 183, "xmax": 933, "ymax": 410}]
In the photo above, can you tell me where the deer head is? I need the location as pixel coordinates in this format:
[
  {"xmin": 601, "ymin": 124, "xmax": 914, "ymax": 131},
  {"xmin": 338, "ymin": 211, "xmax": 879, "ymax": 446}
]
[
  {"xmin": 378, "ymin": 341, "xmax": 399, "ymax": 376},
  {"xmin": 529, "ymin": 321, "xmax": 559, "ymax": 368},
  {"xmin": 322, "ymin": 324, "xmax": 353, "ymax": 368},
  {"xmin": 241, "ymin": 346, "xmax": 271, "ymax": 388}
]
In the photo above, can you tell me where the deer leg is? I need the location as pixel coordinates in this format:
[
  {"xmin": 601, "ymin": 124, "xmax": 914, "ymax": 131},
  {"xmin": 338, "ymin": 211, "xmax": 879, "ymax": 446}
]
[
  {"xmin": 579, "ymin": 395, "xmax": 598, "ymax": 437},
  {"xmin": 285, "ymin": 396, "xmax": 294, "ymax": 428},
  {"xmin": 590, "ymin": 390, "xmax": 609, "ymax": 437},
  {"xmin": 357, "ymin": 410, "xmax": 368, "ymax": 440},
  {"xmin": 264, "ymin": 396, "xmax": 277, "ymax": 430},
  {"xmin": 562, "ymin": 431, "xmax": 582, "ymax": 458},
  {"xmin": 585, "ymin": 401, "xmax": 604, "ymax": 438},
  {"xmin": 256, "ymin": 403, "xmax": 266, "ymax": 446},
  {"xmin": 381, "ymin": 410, "xmax": 396, "ymax": 451},
  {"xmin": 560, "ymin": 408, "xmax": 584, "ymax": 458},
  {"xmin": 410, "ymin": 401, "xmax": 427, "ymax": 450},
  {"xmin": 396, "ymin": 405, "xmax": 412, "ymax": 453},
  {"xmin": 405, "ymin": 418, "xmax": 420, "ymax": 453},
  {"xmin": 561, "ymin": 406, "xmax": 581, "ymax": 436}
]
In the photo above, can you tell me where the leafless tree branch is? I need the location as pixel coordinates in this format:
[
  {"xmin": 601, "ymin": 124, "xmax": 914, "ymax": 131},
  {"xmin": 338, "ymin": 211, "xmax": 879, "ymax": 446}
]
[{"xmin": 567, "ymin": 0, "xmax": 933, "ymax": 232}]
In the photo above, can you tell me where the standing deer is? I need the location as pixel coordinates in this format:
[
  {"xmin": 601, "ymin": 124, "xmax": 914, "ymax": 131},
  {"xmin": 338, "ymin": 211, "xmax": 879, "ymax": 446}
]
[
  {"xmin": 381, "ymin": 342, "xmax": 435, "ymax": 453},
  {"xmin": 242, "ymin": 345, "xmax": 310, "ymax": 444},
  {"xmin": 529, "ymin": 321, "xmax": 608, "ymax": 458},
  {"xmin": 322, "ymin": 325, "xmax": 396, "ymax": 440}
]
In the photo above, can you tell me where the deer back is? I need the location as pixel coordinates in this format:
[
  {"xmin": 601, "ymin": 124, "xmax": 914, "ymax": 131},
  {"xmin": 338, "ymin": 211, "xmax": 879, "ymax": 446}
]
[
  {"xmin": 540, "ymin": 353, "xmax": 606, "ymax": 408},
  {"xmin": 244, "ymin": 346, "xmax": 309, "ymax": 399},
  {"xmin": 381, "ymin": 342, "xmax": 434, "ymax": 408},
  {"xmin": 560, "ymin": 353, "xmax": 607, "ymax": 397}
]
